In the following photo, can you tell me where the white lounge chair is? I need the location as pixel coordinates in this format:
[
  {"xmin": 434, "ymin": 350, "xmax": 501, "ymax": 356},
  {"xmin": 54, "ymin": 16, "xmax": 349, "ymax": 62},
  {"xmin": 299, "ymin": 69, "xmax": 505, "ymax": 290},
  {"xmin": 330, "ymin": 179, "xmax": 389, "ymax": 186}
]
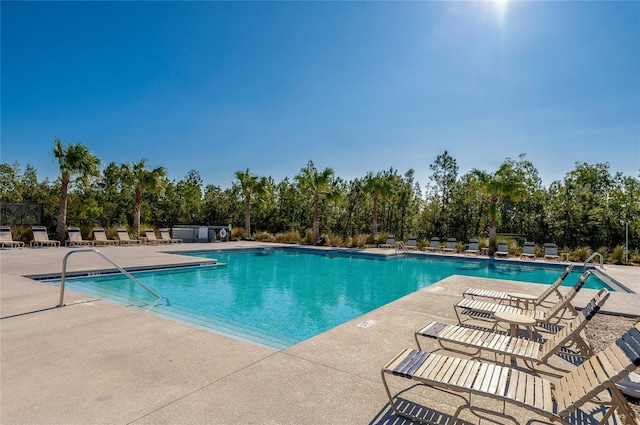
[
  {"xmin": 440, "ymin": 238, "xmax": 456, "ymax": 253},
  {"xmin": 422, "ymin": 237, "xmax": 440, "ymax": 252},
  {"xmin": 378, "ymin": 235, "xmax": 395, "ymax": 249},
  {"xmin": 544, "ymin": 243, "xmax": 560, "ymax": 261},
  {"xmin": 416, "ymin": 290, "xmax": 610, "ymax": 374},
  {"xmin": 116, "ymin": 228, "xmax": 142, "ymax": 245},
  {"xmin": 405, "ymin": 237, "xmax": 418, "ymax": 250},
  {"xmin": 463, "ymin": 264, "xmax": 573, "ymax": 309},
  {"xmin": 145, "ymin": 229, "xmax": 170, "ymax": 245},
  {"xmin": 93, "ymin": 227, "xmax": 118, "ymax": 246},
  {"xmin": 30, "ymin": 226, "xmax": 60, "ymax": 247},
  {"xmin": 494, "ymin": 241, "xmax": 509, "ymax": 257},
  {"xmin": 0, "ymin": 226, "xmax": 25, "ymax": 248},
  {"xmin": 521, "ymin": 241, "xmax": 536, "ymax": 260},
  {"xmin": 454, "ymin": 270, "xmax": 592, "ymax": 329},
  {"xmin": 66, "ymin": 227, "xmax": 94, "ymax": 247},
  {"xmin": 464, "ymin": 239, "xmax": 479, "ymax": 255},
  {"xmin": 382, "ymin": 323, "xmax": 640, "ymax": 425},
  {"xmin": 160, "ymin": 228, "xmax": 182, "ymax": 244}
]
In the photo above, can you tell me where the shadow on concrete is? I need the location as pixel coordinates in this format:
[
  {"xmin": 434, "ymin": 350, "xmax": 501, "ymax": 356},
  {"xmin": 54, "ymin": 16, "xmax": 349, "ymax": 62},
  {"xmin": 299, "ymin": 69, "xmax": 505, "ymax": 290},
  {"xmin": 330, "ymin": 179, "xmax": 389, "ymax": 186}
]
[
  {"xmin": 0, "ymin": 299, "xmax": 98, "ymax": 319},
  {"xmin": 369, "ymin": 396, "xmax": 474, "ymax": 425}
]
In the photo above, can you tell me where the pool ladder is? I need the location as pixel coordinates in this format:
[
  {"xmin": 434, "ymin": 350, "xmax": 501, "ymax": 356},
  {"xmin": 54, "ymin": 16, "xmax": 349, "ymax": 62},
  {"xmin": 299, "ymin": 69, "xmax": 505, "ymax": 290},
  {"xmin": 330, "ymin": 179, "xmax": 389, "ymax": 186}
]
[
  {"xmin": 394, "ymin": 241, "xmax": 408, "ymax": 255},
  {"xmin": 583, "ymin": 252, "xmax": 604, "ymax": 269},
  {"xmin": 58, "ymin": 249, "xmax": 164, "ymax": 307}
]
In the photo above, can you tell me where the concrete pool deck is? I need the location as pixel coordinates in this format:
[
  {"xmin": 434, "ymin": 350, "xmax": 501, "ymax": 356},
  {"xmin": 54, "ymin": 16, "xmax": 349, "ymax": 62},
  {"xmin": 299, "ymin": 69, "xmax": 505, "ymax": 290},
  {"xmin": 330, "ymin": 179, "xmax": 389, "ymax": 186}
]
[{"xmin": 1, "ymin": 242, "xmax": 639, "ymax": 424}]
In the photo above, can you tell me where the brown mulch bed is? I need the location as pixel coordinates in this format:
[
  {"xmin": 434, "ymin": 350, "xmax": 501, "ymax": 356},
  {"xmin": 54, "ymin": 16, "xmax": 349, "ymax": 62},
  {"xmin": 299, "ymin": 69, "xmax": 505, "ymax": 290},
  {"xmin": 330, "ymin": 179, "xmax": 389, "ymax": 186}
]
[{"xmin": 585, "ymin": 314, "xmax": 640, "ymax": 422}]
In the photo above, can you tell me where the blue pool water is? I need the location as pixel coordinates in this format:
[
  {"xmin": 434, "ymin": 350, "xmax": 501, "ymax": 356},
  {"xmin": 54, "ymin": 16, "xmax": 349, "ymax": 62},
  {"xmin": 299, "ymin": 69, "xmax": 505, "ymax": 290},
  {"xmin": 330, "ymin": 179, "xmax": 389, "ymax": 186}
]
[{"xmin": 45, "ymin": 248, "xmax": 610, "ymax": 350}]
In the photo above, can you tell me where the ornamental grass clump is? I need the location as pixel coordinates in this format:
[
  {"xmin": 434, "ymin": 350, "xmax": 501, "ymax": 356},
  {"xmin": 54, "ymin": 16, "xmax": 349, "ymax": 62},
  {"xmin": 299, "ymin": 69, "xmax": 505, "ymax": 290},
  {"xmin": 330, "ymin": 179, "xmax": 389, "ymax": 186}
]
[
  {"xmin": 327, "ymin": 234, "xmax": 343, "ymax": 246},
  {"xmin": 610, "ymin": 245, "xmax": 625, "ymax": 264},
  {"xmin": 573, "ymin": 247, "xmax": 591, "ymax": 262},
  {"xmin": 276, "ymin": 230, "xmax": 301, "ymax": 244},
  {"xmin": 254, "ymin": 231, "xmax": 276, "ymax": 242},
  {"xmin": 231, "ymin": 227, "xmax": 248, "ymax": 240},
  {"xmin": 304, "ymin": 230, "xmax": 314, "ymax": 245}
]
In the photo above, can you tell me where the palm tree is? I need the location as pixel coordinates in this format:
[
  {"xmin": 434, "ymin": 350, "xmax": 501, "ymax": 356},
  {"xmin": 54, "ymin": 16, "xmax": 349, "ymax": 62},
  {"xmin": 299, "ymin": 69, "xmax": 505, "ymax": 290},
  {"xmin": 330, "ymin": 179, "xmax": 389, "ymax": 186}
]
[
  {"xmin": 364, "ymin": 171, "xmax": 395, "ymax": 240},
  {"xmin": 473, "ymin": 163, "xmax": 528, "ymax": 256},
  {"xmin": 121, "ymin": 159, "xmax": 168, "ymax": 237},
  {"xmin": 295, "ymin": 160, "xmax": 340, "ymax": 241},
  {"xmin": 234, "ymin": 168, "xmax": 266, "ymax": 236},
  {"xmin": 52, "ymin": 138, "xmax": 102, "ymax": 242}
]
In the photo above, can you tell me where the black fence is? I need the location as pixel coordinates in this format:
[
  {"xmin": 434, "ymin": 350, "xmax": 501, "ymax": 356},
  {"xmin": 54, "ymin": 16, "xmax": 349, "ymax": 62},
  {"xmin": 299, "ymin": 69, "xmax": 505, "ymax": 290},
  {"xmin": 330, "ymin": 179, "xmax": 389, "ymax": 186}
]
[{"xmin": 0, "ymin": 202, "xmax": 43, "ymax": 226}]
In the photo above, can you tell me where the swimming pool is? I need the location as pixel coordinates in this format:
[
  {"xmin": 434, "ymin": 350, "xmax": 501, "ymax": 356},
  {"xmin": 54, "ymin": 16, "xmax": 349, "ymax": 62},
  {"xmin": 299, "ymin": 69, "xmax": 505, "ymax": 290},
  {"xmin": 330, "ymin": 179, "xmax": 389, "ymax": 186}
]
[{"xmin": 42, "ymin": 247, "xmax": 610, "ymax": 350}]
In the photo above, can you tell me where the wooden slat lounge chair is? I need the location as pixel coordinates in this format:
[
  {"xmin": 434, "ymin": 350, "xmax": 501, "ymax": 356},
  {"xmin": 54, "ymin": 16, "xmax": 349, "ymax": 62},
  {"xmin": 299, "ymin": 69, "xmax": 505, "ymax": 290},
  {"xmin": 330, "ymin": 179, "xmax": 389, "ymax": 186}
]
[
  {"xmin": 116, "ymin": 228, "xmax": 142, "ymax": 245},
  {"xmin": 520, "ymin": 241, "xmax": 536, "ymax": 260},
  {"xmin": 463, "ymin": 264, "xmax": 574, "ymax": 309},
  {"xmin": 145, "ymin": 229, "xmax": 169, "ymax": 245},
  {"xmin": 494, "ymin": 241, "xmax": 509, "ymax": 258},
  {"xmin": 544, "ymin": 243, "xmax": 561, "ymax": 261},
  {"xmin": 92, "ymin": 227, "xmax": 118, "ymax": 246},
  {"xmin": 454, "ymin": 270, "xmax": 591, "ymax": 329},
  {"xmin": 378, "ymin": 235, "xmax": 395, "ymax": 249},
  {"xmin": 464, "ymin": 239, "xmax": 479, "ymax": 255},
  {"xmin": 406, "ymin": 237, "xmax": 418, "ymax": 250},
  {"xmin": 382, "ymin": 323, "xmax": 640, "ymax": 425},
  {"xmin": 416, "ymin": 290, "xmax": 610, "ymax": 375},
  {"xmin": 0, "ymin": 226, "xmax": 25, "ymax": 248},
  {"xmin": 422, "ymin": 237, "xmax": 440, "ymax": 252},
  {"xmin": 30, "ymin": 226, "xmax": 60, "ymax": 247},
  {"xmin": 66, "ymin": 227, "xmax": 94, "ymax": 247},
  {"xmin": 159, "ymin": 228, "xmax": 182, "ymax": 244},
  {"xmin": 440, "ymin": 238, "xmax": 457, "ymax": 253}
]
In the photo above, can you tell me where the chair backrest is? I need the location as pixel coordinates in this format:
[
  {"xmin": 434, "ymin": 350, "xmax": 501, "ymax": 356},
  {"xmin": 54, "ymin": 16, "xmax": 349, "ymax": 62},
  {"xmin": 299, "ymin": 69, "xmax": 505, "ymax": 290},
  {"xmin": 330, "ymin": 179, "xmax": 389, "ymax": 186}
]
[
  {"xmin": 540, "ymin": 289, "xmax": 609, "ymax": 359},
  {"xmin": 32, "ymin": 226, "xmax": 51, "ymax": 241},
  {"xmin": 93, "ymin": 228, "xmax": 108, "ymax": 241},
  {"xmin": 117, "ymin": 229, "xmax": 132, "ymax": 241},
  {"xmin": 523, "ymin": 242, "xmax": 535, "ymax": 255},
  {"xmin": 545, "ymin": 243, "xmax": 558, "ymax": 256},
  {"xmin": 385, "ymin": 236, "xmax": 395, "ymax": 244},
  {"xmin": 145, "ymin": 229, "xmax": 159, "ymax": 241},
  {"xmin": 536, "ymin": 264, "xmax": 574, "ymax": 301},
  {"xmin": 160, "ymin": 229, "xmax": 172, "ymax": 240},
  {"xmin": 429, "ymin": 237, "xmax": 440, "ymax": 248},
  {"xmin": 468, "ymin": 239, "xmax": 478, "ymax": 250},
  {"xmin": 0, "ymin": 226, "xmax": 13, "ymax": 242},
  {"xmin": 446, "ymin": 238, "xmax": 456, "ymax": 249},
  {"xmin": 407, "ymin": 237, "xmax": 417, "ymax": 247},
  {"xmin": 544, "ymin": 270, "xmax": 590, "ymax": 319},
  {"xmin": 555, "ymin": 322, "xmax": 640, "ymax": 417},
  {"xmin": 497, "ymin": 242, "xmax": 508, "ymax": 252},
  {"xmin": 68, "ymin": 227, "xmax": 84, "ymax": 241}
]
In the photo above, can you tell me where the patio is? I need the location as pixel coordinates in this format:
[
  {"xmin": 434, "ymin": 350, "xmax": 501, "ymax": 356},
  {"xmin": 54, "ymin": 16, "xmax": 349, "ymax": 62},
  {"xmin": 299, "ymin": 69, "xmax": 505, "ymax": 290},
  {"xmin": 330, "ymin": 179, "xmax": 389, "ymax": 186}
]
[{"xmin": 1, "ymin": 242, "xmax": 638, "ymax": 424}]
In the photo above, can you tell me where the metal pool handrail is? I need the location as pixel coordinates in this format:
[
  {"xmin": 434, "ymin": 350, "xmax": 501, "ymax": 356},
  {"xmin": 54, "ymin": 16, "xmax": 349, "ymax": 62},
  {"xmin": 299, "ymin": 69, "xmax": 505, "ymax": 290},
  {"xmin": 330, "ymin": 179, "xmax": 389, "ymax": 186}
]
[
  {"xmin": 58, "ymin": 249, "xmax": 161, "ymax": 307},
  {"xmin": 584, "ymin": 252, "xmax": 604, "ymax": 269}
]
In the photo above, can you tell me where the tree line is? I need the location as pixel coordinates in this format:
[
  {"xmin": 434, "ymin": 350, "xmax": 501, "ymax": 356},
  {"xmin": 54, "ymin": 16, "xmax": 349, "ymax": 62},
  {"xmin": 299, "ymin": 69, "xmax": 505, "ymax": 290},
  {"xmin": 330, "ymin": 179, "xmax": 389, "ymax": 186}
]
[{"xmin": 1, "ymin": 139, "xmax": 638, "ymax": 263}]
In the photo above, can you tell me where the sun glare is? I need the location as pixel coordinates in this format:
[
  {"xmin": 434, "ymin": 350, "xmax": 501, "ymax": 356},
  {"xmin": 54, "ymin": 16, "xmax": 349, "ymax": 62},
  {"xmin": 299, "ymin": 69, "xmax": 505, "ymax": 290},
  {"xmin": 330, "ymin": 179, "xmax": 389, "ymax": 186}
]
[{"xmin": 493, "ymin": 0, "xmax": 509, "ymax": 25}]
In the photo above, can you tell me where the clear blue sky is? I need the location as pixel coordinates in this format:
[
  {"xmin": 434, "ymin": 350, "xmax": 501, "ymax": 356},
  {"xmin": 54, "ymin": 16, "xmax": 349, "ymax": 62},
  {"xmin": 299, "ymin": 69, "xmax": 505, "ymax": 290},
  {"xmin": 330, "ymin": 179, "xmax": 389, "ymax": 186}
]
[{"xmin": 2, "ymin": 1, "xmax": 639, "ymax": 189}]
